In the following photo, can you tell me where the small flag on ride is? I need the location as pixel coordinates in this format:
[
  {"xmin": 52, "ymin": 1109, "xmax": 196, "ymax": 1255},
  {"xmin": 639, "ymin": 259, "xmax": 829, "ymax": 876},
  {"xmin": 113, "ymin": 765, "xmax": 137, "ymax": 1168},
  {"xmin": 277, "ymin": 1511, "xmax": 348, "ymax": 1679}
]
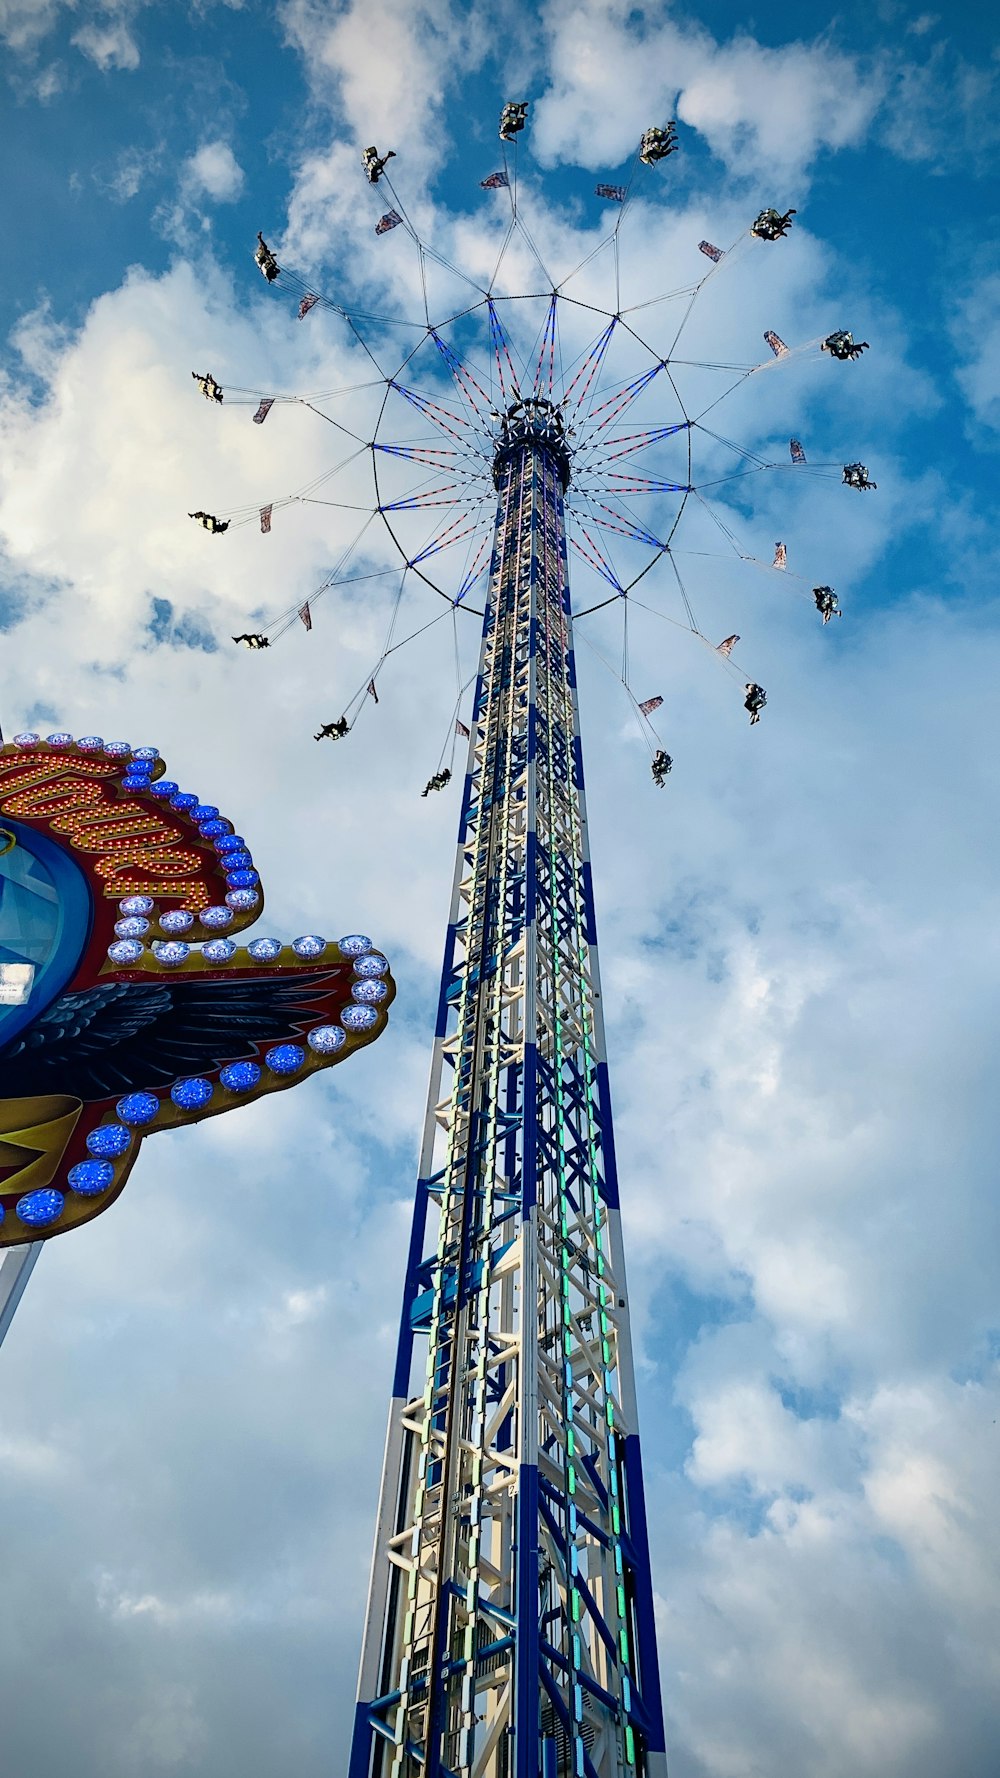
[
  {"xmin": 260, "ymin": 505, "xmax": 272, "ymax": 535},
  {"xmin": 716, "ymin": 634, "xmax": 740, "ymax": 656},
  {"xmin": 699, "ymin": 240, "xmax": 723, "ymax": 262},
  {"xmin": 764, "ymin": 330, "xmax": 788, "ymax": 358},
  {"xmin": 298, "ymin": 601, "xmax": 312, "ymax": 631},
  {"xmin": 480, "ymin": 170, "xmax": 509, "ymax": 190},
  {"xmin": 595, "ymin": 183, "xmax": 627, "ymax": 202},
  {"xmin": 252, "ymin": 398, "xmax": 274, "ymax": 425},
  {"xmin": 790, "ymin": 438, "xmax": 806, "ymax": 464},
  {"xmin": 298, "ymin": 293, "xmax": 320, "ymax": 320},
  {"xmin": 375, "ymin": 210, "xmax": 402, "ymax": 236},
  {"xmin": 638, "ymin": 694, "xmax": 663, "ymax": 717},
  {"xmin": 367, "ymin": 679, "xmax": 379, "ymax": 704},
  {"xmin": 456, "ymin": 718, "xmax": 471, "ymax": 738},
  {"xmin": 773, "ymin": 541, "xmax": 787, "ymax": 569}
]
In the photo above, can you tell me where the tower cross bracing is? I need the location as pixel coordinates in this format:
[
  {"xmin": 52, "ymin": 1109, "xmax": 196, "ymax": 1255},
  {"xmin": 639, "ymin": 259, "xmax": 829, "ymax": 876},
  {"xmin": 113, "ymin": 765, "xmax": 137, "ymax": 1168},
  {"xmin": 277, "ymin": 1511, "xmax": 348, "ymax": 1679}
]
[{"xmin": 352, "ymin": 401, "xmax": 666, "ymax": 1778}]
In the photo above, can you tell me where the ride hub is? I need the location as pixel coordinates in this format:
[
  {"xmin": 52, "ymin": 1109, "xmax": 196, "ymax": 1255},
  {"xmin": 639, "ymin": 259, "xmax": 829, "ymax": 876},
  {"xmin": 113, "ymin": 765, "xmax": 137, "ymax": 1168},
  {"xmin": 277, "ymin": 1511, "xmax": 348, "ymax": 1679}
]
[{"xmin": 492, "ymin": 395, "xmax": 572, "ymax": 492}]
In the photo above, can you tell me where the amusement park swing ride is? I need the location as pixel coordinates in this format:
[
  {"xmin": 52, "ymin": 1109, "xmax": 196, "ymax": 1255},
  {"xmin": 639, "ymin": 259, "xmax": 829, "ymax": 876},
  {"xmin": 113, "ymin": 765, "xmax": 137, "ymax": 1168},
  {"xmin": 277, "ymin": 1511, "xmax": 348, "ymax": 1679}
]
[{"xmin": 0, "ymin": 97, "xmax": 874, "ymax": 1778}]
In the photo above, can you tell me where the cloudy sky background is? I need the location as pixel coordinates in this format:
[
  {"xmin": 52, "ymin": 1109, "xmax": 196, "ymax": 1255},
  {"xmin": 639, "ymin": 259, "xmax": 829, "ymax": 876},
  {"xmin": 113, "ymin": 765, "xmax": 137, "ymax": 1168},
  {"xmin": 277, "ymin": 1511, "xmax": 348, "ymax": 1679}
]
[{"xmin": 1, "ymin": 1, "xmax": 999, "ymax": 1774}]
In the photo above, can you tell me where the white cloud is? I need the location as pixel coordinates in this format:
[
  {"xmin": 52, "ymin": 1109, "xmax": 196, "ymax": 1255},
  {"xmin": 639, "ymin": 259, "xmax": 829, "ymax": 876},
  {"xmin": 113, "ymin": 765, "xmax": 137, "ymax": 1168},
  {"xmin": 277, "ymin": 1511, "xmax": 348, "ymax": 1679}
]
[
  {"xmin": 950, "ymin": 272, "xmax": 1000, "ymax": 435},
  {"xmin": 0, "ymin": 1428, "xmax": 66, "ymax": 1478},
  {"xmin": 72, "ymin": 15, "xmax": 139, "ymax": 70},
  {"xmin": 155, "ymin": 143, "xmax": 246, "ymax": 246},
  {"xmin": 96, "ymin": 1574, "xmax": 263, "ymax": 1629},
  {"xmin": 280, "ymin": 0, "xmax": 485, "ymax": 146},
  {"xmin": 0, "ymin": 0, "xmax": 238, "ymax": 68},
  {"xmin": 100, "ymin": 140, "xmax": 163, "ymax": 201},
  {"xmin": 264, "ymin": 1282, "xmax": 329, "ymax": 1334},
  {"xmin": 523, "ymin": 0, "xmax": 999, "ymax": 190},
  {"xmin": 885, "ymin": 52, "xmax": 1000, "ymax": 170},
  {"xmin": 277, "ymin": 0, "xmax": 491, "ymax": 242},
  {"xmin": 116, "ymin": 1681, "xmax": 207, "ymax": 1771},
  {"xmin": 0, "ymin": 0, "xmax": 71, "ymax": 53},
  {"xmin": 530, "ymin": 0, "xmax": 883, "ymax": 182},
  {"xmin": 655, "ymin": 1363, "xmax": 1000, "ymax": 1776},
  {"xmin": 858, "ymin": 1379, "xmax": 1000, "ymax": 1639},
  {"xmin": 0, "ymin": 0, "xmax": 145, "ymax": 62},
  {"xmin": 183, "ymin": 140, "xmax": 246, "ymax": 204},
  {"xmin": 33, "ymin": 55, "xmax": 65, "ymax": 96}
]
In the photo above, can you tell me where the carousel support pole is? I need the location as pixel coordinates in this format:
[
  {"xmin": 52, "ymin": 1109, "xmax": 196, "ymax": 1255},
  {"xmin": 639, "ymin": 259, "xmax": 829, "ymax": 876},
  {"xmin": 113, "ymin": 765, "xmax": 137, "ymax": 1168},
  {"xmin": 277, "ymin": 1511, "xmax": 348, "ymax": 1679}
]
[{"xmin": 0, "ymin": 1242, "xmax": 43, "ymax": 1348}]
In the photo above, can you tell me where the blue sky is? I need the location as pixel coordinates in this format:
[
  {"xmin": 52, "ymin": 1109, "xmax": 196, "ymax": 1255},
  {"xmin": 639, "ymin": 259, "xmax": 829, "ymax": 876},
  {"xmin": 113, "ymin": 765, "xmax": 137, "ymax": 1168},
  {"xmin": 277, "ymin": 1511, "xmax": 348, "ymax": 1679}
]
[{"xmin": 1, "ymin": 2, "xmax": 999, "ymax": 1776}]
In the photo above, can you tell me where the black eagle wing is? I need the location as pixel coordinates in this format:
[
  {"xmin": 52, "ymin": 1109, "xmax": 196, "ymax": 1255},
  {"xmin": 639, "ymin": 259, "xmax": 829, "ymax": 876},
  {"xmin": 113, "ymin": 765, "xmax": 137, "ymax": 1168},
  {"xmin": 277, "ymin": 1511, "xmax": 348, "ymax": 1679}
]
[{"xmin": 0, "ymin": 974, "xmax": 345, "ymax": 1101}]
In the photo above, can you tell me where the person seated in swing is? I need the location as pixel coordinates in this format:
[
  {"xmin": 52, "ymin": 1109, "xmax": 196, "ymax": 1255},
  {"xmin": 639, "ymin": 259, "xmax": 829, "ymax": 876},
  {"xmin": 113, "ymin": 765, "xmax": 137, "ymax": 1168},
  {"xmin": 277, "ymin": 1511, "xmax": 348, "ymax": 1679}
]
[
  {"xmin": 744, "ymin": 683, "xmax": 767, "ymax": 724},
  {"xmin": 192, "ymin": 370, "xmax": 223, "ymax": 402},
  {"xmin": 812, "ymin": 587, "xmax": 841, "ymax": 623},
  {"xmin": 189, "ymin": 510, "xmax": 229, "ymax": 533},
  {"xmin": 639, "ymin": 123, "xmax": 678, "ymax": 164},
  {"xmin": 651, "ymin": 748, "xmax": 672, "ymax": 786},
  {"xmin": 843, "ymin": 462, "xmax": 876, "ymax": 491},
  {"xmin": 422, "ymin": 768, "xmax": 452, "ymax": 796},
  {"xmin": 822, "ymin": 330, "xmax": 869, "ymax": 362},
  {"xmin": 255, "ymin": 233, "xmax": 280, "ymax": 281},
  {"xmin": 362, "ymin": 145, "xmax": 395, "ymax": 183},
  {"xmin": 751, "ymin": 207, "xmax": 796, "ymax": 241},
  {"xmin": 232, "ymin": 633, "xmax": 270, "ymax": 649},
  {"xmin": 499, "ymin": 102, "xmax": 528, "ymax": 141},
  {"xmin": 315, "ymin": 717, "xmax": 349, "ymax": 741}
]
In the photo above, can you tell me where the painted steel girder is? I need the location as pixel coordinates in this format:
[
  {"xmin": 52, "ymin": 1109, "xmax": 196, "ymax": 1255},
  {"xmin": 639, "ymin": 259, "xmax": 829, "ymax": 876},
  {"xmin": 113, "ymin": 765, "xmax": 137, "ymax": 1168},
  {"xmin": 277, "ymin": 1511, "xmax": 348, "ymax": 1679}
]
[{"xmin": 352, "ymin": 439, "xmax": 666, "ymax": 1778}]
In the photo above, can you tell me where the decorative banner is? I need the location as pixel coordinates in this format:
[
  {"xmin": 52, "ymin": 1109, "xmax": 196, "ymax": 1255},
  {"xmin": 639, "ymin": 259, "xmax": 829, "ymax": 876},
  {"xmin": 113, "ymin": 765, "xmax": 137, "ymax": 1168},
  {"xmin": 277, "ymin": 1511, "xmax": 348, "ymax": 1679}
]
[
  {"xmin": 0, "ymin": 734, "xmax": 393, "ymax": 1246},
  {"xmin": 298, "ymin": 293, "xmax": 320, "ymax": 319},
  {"xmin": 698, "ymin": 240, "xmax": 723, "ymax": 262},
  {"xmin": 298, "ymin": 602, "xmax": 312, "ymax": 631},
  {"xmin": 480, "ymin": 171, "xmax": 509, "ymax": 190},
  {"xmin": 764, "ymin": 330, "xmax": 789, "ymax": 358},
  {"xmin": 790, "ymin": 438, "xmax": 806, "ymax": 463},
  {"xmin": 595, "ymin": 183, "xmax": 627, "ymax": 202},
  {"xmin": 716, "ymin": 634, "xmax": 740, "ymax": 656},
  {"xmin": 773, "ymin": 541, "xmax": 787, "ymax": 569},
  {"xmin": 260, "ymin": 505, "xmax": 272, "ymax": 534},
  {"xmin": 637, "ymin": 694, "xmax": 663, "ymax": 716},
  {"xmin": 375, "ymin": 211, "xmax": 402, "ymax": 236},
  {"xmin": 252, "ymin": 398, "xmax": 274, "ymax": 425}
]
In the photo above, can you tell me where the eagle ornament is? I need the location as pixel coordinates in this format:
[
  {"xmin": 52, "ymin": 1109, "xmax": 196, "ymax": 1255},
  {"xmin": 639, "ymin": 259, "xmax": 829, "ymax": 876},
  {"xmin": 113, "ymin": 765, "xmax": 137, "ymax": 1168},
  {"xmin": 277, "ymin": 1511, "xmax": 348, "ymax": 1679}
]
[{"xmin": 0, "ymin": 732, "xmax": 393, "ymax": 1244}]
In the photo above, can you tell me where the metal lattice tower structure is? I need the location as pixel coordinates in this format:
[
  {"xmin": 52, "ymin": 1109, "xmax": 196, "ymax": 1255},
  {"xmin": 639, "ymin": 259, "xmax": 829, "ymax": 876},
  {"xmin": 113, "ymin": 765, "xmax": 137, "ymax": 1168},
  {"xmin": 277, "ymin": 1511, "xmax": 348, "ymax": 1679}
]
[{"xmin": 351, "ymin": 398, "xmax": 666, "ymax": 1778}]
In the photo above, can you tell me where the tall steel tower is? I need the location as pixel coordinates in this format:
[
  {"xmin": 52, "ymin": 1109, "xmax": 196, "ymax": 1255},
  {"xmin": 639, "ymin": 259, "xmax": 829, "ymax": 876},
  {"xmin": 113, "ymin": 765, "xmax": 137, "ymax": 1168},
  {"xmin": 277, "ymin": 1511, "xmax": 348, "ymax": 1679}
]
[{"xmin": 350, "ymin": 396, "xmax": 667, "ymax": 1778}]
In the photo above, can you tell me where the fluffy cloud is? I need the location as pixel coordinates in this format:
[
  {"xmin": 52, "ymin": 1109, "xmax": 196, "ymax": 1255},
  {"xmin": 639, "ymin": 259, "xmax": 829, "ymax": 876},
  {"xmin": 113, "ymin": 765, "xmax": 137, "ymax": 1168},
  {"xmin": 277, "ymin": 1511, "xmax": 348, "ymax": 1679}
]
[
  {"xmin": 280, "ymin": 0, "xmax": 487, "ymax": 148},
  {"xmin": 183, "ymin": 140, "xmax": 246, "ymax": 204},
  {"xmin": 527, "ymin": 0, "xmax": 1000, "ymax": 192},
  {"xmin": 154, "ymin": 144, "xmax": 247, "ymax": 243},
  {"xmin": 72, "ymin": 13, "xmax": 139, "ymax": 69},
  {"xmin": 276, "ymin": 0, "xmax": 493, "ymax": 264},
  {"xmin": 1, "ymin": 0, "xmax": 246, "ymax": 69},
  {"xmin": 0, "ymin": 0, "xmax": 72, "ymax": 53},
  {"xmin": 655, "ymin": 1365, "xmax": 1000, "ymax": 1777},
  {"xmin": 879, "ymin": 37, "xmax": 1000, "ymax": 170},
  {"xmin": 950, "ymin": 272, "xmax": 1000, "ymax": 436},
  {"xmin": 0, "ymin": 2, "xmax": 144, "ymax": 74},
  {"xmin": 530, "ymin": 0, "xmax": 883, "ymax": 181}
]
